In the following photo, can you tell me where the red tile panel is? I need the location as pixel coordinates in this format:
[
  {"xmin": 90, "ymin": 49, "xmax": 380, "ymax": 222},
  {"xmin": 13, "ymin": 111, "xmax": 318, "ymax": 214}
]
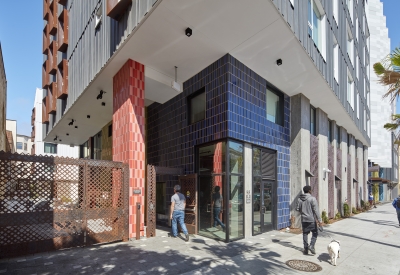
[{"xmin": 113, "ymin": 59, "xmax": 145, "ymax": 239}]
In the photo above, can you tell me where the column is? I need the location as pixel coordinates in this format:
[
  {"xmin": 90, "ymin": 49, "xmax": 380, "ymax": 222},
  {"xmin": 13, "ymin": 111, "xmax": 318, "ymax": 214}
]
[{"xmin": 113, "ymin": 59, "xmax": 145, "ymax": 239}]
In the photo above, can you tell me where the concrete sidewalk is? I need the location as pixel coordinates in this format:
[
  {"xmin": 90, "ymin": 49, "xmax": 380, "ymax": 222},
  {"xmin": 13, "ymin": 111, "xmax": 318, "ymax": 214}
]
[{"xmin": 1, "ymin": 203, "xmax": 399, "ymax": 275}]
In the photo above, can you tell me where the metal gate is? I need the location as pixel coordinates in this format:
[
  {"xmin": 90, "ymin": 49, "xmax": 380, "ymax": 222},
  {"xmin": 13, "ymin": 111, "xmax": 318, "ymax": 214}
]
[{"xmin": 0, "ymin": 152, "xmax": 129, "ymax": 258}]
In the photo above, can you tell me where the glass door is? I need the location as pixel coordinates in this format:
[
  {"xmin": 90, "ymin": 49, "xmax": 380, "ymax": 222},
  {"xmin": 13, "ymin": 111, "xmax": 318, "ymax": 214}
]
[{"xmin": 261, "ymin": 180, "xmax": 274, "ymax": 232}]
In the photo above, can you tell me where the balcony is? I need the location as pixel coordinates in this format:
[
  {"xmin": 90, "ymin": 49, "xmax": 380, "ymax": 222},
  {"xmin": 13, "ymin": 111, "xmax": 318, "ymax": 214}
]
[
  {"xmin": 57, "ymin": 61, "xmax": 68, "ymax": 99},
  {"xmin": 49, "ymin": 39, "xmax": 58, "ymax": 74},
  {"xmin": 58, "ymin": 0, "xmax": 67, "ymax": 6},
  {"xmin": 107, "ymin": 0, "xmax": 132, "ymax": 20},
  {"xmin": 42, "ymin": 24, "xmax": 49, "ymax": 54},
  {"xmin": 42, "ymin": 97, "xmax": 49, "ymax": 123},
  {"xmin": 57, "ymin": 9, "xmax": 68, "ymax": 52},
  {"xmin": 43, "ymin": 0, "xmax": 49, "ymax": 20},
  {"xmin": 48, "ymin": 3, "xmax": 58, "ymax": 35},
  {"xmin": 42, "ymin": 60, "xmax": 49, "ymax": 89},
  {"xmin": 48, "ymin": 85, "xmax": 57, "ymax": 114}
]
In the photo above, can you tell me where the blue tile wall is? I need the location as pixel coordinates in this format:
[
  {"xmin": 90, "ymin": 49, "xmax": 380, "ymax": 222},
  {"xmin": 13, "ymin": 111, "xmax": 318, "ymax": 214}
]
[{"xmin": 147, "ymin": 54, "xmax": 290, "ymax": 229}]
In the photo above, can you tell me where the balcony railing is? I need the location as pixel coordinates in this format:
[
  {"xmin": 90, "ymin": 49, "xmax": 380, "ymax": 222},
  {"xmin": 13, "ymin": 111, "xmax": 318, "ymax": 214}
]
[
  {"xmin": 48, "ymin": 85, "xmax": 57, "ymax": 114},
  {"xmin": 42, "ymin": 24, "xmax": 49, "ymax": 54},
  {"xmin": 42, "ymin": 60, "xmax": 49, "ymax": 89},
  {"xmin": 57, "ymin": 8, "xmax": 68, "ymax": 52},
  {"xmin": 43, "ymin": 0, "xmax": 49, "ymax": 20},
  {"xmin": 42, "ymin": 97, "xmax": 49, "ymax": 123},
  {"xmin": 107, "ymin": 0, "xmax": 132, "ymax": 20}
]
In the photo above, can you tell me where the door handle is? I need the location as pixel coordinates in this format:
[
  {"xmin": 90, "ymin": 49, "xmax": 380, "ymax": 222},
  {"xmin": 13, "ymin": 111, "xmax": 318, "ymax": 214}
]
[{"xmin": 207, "ymin": 204, "xmax": 211, "ymax": 212}]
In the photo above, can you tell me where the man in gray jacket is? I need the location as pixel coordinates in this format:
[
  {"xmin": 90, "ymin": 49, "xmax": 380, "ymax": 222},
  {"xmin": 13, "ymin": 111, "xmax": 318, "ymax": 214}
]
[{"xmin": 296, "ymin": 186, "xmax": 322, "ymax": 255}]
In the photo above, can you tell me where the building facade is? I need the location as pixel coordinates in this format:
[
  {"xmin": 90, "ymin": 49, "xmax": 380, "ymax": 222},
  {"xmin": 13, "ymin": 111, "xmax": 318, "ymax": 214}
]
[
  {"xmin": 0, "ymin": 43, "xmax": 7, "ymax": 152},
  {"xmin": 32, "ymin": 88, "xmax": 79, "ymax": 157},
  {"xmin": 366, "ymin": 0, "xmax": 398, "ymax": 201},
  {"xmin": 6, "ymin": 120, "xmax": 16, "ymax": 153},
  {"xmin": 16, "ymin": 135, "xmax": 33, "ymax": 155},
  {"xmin": 41, "ymin": 0, "xmax": 370, "ymax": 240}
]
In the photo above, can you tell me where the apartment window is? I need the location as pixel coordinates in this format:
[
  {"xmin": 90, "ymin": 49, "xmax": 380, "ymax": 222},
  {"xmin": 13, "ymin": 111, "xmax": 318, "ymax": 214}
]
[
  {"xmin": 44, "ymin": 143, "xmax": 57, "ymax": 154},
  {"xmin": 188, "ymin": 87, "xmax": 206, "ymax": 124},
  {"xmin": 328, "ymin": 119, "xmax": 333, "ymax": 143},
  {"xmin": 347, "ymin": 72, "xmax": 354, "ymax": 109},
  {"xmin": 333, "ymin": 0, "xmax": 338, "ymax": 24},
  {"xmin": 333, "ymin": 36, "xmax": 339, "ymax": 82},
  {"xmin": 266, "ymin": 88, "xmax": 284, "ymax": 126},
  {"xmin": 364, "ymin": 110, "xmax": 367, "ymax": 132},
  {"xmin": 355, "ymin": 17, "xmax": 359, "ymax": 41},
  {"xmin": 336, "ymin": 125, "xmax": 341, "ymax": 146},
  {"xmin": 308, "ymin": 0, "xmax": 325, "ymax": 55},
  {"xmin": 367, "ymin": 86, "xmax": 370, "ymax": 107},
  {"xmin": 16, "ymin": 142, "xmax": 23, "ymax": 150},
  {"xmin": 347, "ymin": 23, "xmax": 354, "ymax": 64},
  {"xmin": 24, "ymin": 143, "xmax": 27, "ymax": 151},
  {"xmin": 61, "ymin": 98, "xmax": 67, "ymax": 116},
  {"xmin": 367, "ymin": 114, "xmax": 370, "ymax": 137},
  {"xmin": 310, "ymin": 106, "xmax": 316, "ymax": 136}
]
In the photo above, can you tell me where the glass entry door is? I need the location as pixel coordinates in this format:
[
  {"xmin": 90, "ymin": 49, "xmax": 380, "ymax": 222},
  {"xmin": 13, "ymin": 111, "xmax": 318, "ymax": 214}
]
[
  {"xmin": 253, "ymin": 180, "xmax": 274, "ymax": 233},
  {"xmin": 198, "ymin": 175, "xmax": 225, "ymax": 241}
]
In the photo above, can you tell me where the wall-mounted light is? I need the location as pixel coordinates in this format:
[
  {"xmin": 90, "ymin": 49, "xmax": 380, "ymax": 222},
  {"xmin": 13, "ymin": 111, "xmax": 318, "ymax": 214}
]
[
  {"xmin": 102, "ymin": 102, "xmax": 106, "ymax": 106},
  {"xmin": 276, "ymin": 59, "xmax": 282, "ymax": 66},
  {"xmin": 53, "ymin": 136, "xmax": 58, "ymax": 141},
  {"xmin": 87, "ymin": 115, "xmax": 91, "ymax": 119},
  {"xmin": 185, "ymin": 27, "xmax": 192, "ymax": 37},
  {"xmin": 97, "ymin": 90, "xmax": 105, "ymax": 100},
  {"xmin": 323, "ymin": 168, "xmax": 331, "ymax": 180},
  {"xmin": 68, "ymin": 119, "xmax": 75, "ymax": 126}
]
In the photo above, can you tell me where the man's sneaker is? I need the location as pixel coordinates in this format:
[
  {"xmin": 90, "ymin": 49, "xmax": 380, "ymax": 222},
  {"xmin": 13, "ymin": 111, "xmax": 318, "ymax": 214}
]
[
  {"xmin": 303, "ymin": 248, "xmax": 308, "ymax": 255},
  {"xmin": 309, "ymin": 246, "xmax": 316, "ymax": 255},
  {"xmin": 185, "ymin": 234, "xmax": 189, "ymax": 242}
]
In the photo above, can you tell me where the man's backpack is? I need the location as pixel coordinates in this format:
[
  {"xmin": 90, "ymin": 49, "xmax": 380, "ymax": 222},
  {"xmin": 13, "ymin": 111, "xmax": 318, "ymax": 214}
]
[{"xmin": 397, "ymin": 198, "xmax": 400, "ymax": 208}]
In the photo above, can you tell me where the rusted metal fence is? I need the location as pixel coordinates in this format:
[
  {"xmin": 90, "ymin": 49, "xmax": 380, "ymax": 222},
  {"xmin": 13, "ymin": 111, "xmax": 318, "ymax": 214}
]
[{"xmin": 0, "ymin": 152, "xmax": 129, "ymax": 258}]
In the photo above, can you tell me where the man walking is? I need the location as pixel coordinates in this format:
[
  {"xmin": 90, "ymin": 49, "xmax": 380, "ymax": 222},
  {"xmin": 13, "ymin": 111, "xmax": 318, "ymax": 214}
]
[
  {"xmin": 296, "ymin": 186, "xmax": 322, "ymax": 255},
  {"xmin": 392, "ymin": 194, "xmax": 400, "ymax": 227},
  {"xmin": 170, "ymin": 185, "xmax": 189, "ymax": 241}
]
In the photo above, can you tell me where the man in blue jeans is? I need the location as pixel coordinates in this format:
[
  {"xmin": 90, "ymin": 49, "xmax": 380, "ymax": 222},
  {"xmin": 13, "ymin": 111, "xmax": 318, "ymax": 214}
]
[
  {"xmin": 392, "ymin": 194, "xmax": 400, "ymax": 227},
  {"xmin": 170, "ymin": 185, "xmax": 189, "ymax": 241}
]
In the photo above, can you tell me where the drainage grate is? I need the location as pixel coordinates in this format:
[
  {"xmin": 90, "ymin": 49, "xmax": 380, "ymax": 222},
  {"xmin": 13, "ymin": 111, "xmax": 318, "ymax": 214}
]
[{"xmin": 285, "ymin": 260, "xmax": 322, "ymax": 272}]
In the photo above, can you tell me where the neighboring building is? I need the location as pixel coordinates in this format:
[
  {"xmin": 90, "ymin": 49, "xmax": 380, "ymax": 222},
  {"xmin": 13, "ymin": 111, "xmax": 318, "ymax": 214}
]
[
  {"xmin": 41, "ymin": 0, "xmax": 370, "ymax": 240},
  {"xmin": 31, "ymin": 88, "xmax": 79, "ymax": 157},
  {"xmin": 16, "ymin": 134, "xmax": 33, "ymax": 155},
  {"xmin": 6, "ymin": 120, "xmax": 16, "ymax": 153},
  {"xmin": 0, "ymin": 43, "xmax": 7, "ymax": 152},
  {"xmin": 367, "ymin": 0, "xmax": 398, "ymax": 201}
]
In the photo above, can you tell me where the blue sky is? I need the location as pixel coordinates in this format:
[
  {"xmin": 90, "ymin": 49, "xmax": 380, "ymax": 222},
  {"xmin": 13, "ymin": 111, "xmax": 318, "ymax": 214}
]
[{"xmin": 0, "ymin": 1, "xmax": 400, "ymax": 136}]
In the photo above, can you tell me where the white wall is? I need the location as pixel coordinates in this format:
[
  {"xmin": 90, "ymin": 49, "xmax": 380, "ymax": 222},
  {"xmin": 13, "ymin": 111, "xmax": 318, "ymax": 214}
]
[
  {"xmin": 6, "ymin": 119, "xmax": 16, "ymax": 150},
  {"xmin": 16, "ymin": 135, "xmax": 33, "ymax": 154},
  {"xmin": 33, "ymin": 88, "xmax": 79, "ymax": 158},
  {"xmin": 368, "ymin": 0, "xmax": 393, "ymax": 168}
]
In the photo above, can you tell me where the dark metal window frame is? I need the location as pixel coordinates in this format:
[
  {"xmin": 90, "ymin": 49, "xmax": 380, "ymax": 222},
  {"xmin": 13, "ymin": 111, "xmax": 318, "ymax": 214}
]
[
  {"xmin": 310, "ymin": 105, "xmax": 316, "ymax": 136},
  {"xmin": 266, "ymin": 84, "xmax": 285, "ymax": 127}
]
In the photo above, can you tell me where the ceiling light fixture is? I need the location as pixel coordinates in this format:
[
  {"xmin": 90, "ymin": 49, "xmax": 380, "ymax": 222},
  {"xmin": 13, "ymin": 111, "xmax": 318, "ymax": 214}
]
[
  {"xmin": 185, "ymin": 27, "xmax": 192, "ymax": 37},
  {"xmin": 276, "ymin": 59, "xmax": 282, "ymax": 66},
  {"xmin": 75, "ymin": 126, "xmax": 78, "ymax": 129},
  {"xmin": 68, "ymin": 119, "xmax": 75, "ymax": 126},
  {"xmin": 87, "ymin": 115, "xmax": 90, "ymax": 119},
  {"xmin": 66, "ymin": 133, "xmax": 69, "ymax": 136},
  {"xmin": 97, "ymin": 90, "xmax": 105, "ymax": 100},
  {"xmin": 102, "ymin": 102, "xmax": 106, "ymax": 106},
  {"xmin": 54, "ymin": 136, "xmax": 58, "ymax": 141}
]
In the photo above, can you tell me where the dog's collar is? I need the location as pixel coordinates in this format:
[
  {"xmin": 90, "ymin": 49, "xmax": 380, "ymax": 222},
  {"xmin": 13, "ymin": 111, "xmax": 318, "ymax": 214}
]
[{"xmin": 330, "ymin": 240, "xmax": 340, "ymax": 244}]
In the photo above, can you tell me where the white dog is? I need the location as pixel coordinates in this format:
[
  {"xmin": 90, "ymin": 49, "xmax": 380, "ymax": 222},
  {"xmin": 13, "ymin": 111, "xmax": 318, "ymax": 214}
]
[{"xmin": 327, "ymin": 240, "xmax": 341, "ymax": 266}]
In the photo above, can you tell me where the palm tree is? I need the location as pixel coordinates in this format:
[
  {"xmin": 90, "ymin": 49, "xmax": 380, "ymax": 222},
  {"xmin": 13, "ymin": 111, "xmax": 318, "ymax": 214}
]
[
  {"xmin": 384, "ymin": 114, "xmax": 400, "ymax": 144},
  {"xmin": 373, "ymin": 47, "xmax": 400, "ymax": 102}
]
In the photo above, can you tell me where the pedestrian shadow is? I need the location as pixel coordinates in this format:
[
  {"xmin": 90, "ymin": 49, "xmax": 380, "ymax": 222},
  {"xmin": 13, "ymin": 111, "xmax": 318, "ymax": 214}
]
[{"xmin": 272, "ymin": 239, "xmax": 302, "ymax": 252}]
